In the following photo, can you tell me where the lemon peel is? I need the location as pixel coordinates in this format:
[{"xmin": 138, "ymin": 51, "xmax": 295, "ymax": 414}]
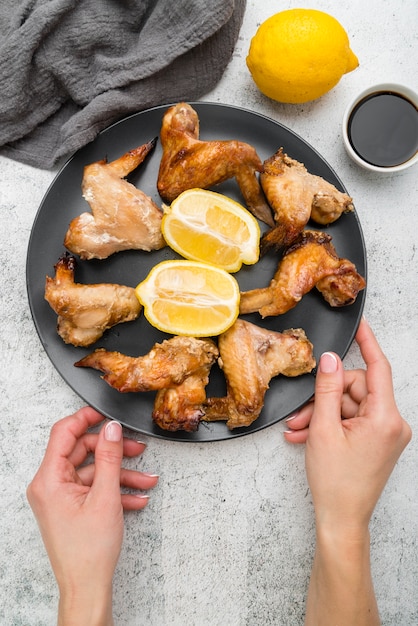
[{"xmin": 246, "ymin": 9, "xmax": 359, "ymax": 104}]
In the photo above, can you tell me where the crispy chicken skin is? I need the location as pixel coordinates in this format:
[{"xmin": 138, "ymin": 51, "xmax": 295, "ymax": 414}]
[
  {"xmin": 44, "ymin": 254, "xmax": 142, "ymax": 347},
  {"xmin": 157, "ymin": 103, "xmax": 274, "ymax": 226},
  {"xmin": 64, "ymin": 139, "xmax": 165, "ymax": 260},
  {"xmin": 260, "ymin": 149, "xmax": 354, "ymax": 251},
  {"xmin": 204, "ymin": 319, "xmax": 315, "ymax": 429},
  {"xmin": 75, "ymin": 336, "xmax": 218, "ymax": 391},
  {"xmin": 75, "ymin": 336, "xmax": 219, "ymax": 432},
  {"xmin": 240, "ymin": 230, "xmax": 366, "ymax": 318},
  {"xmin": 153, "ymin": 364, "xmax": 213, "ymax": 432}
]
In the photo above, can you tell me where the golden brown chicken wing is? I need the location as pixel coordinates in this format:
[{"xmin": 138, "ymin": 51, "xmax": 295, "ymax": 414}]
[
  {"xmin": 260, "ymin": 149, "xmax": 354, "ymax": 251},
  {"xmin": 44, "ymin": 253, "xmax": 141, "ymax": 346},
  {"xmin": 75, "ymin": 336, "xmax": 219, "ymax": 432},
  {"xmin": 64, "ymin": 139, "xmax": 165, "ymax": 260},
  {"xmin": 204, "ymin": 319, "xmax": 315, "ymax": 429},
  {"xmin": 75, "ymin": 336, "xmax": 218, "ymax": 391},
  {"xmin": 152, "ymin": 364, "xmax": 213, "ymax": 432},
  {"xmin": 240, "ymin": 230, "xmax": 366, "ymax": 317},
  {"xmin": 157, "ymin": 102, "xmax": 274, "ymax": 226}
]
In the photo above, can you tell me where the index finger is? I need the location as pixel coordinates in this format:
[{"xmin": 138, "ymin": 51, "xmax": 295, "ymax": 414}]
[
  {"xmin": 355, "ymin": 318, "xmax": 396, "ymax": 405},
  {"xmin": 42, "ymin": 406, "xmax": 106, "ymax": 466}
]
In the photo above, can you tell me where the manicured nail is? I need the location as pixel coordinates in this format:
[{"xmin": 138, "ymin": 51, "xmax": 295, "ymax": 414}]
[
  {"xmin": 285, "ymin": 413, "xmax": 298, "ymax": 422},
  {"xmin": 136, "ymin": 440, "xmax": 147, "ymax": 447},
  {"xmin": 105, "ymin": 420, "xmax": 122, "ymax": 442},
  {"xmin": 319, "ymin": 352, "xmax": 338, "ymax": 373},
  {"xmin": 135, "ymin": 494, "xmax": 150, "ymax": 501}
]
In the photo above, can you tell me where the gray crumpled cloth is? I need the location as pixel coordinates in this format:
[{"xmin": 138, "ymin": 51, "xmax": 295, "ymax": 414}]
[{"xmin": 0, "ymin": 0, "xmax": 246, "ymax": 169}]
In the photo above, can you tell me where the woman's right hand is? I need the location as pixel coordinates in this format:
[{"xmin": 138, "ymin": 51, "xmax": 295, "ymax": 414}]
[
  {"xmin": 285, "ymin": 318, "xmax": 411, "ymax": 625},
  {"xmin": 285, "ymin": 317, "xmax": 411, "ymax": 534}
]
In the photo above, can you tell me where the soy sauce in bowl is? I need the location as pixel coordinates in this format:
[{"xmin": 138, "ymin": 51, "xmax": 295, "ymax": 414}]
[
  {"xmin": 348, "ymin": 92, "xmax": 418, "ymax": 167},
  {"xmin": 343, "ymin": 84, "xmax": 418, "ymax": 173}
]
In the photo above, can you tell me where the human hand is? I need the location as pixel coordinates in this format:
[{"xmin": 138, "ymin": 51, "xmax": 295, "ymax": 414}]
[
  {"xmin": 27, "ymin": 406, "xmax": 158, "ymax": 626},
  {"xmin": 284, "ymin": 317, "xmax": 411, "ymax": 535}
]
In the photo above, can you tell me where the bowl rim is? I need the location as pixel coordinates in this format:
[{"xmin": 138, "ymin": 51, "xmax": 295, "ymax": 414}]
[{"xmin": 342, "ymin": 82, "xmax": 418, "ymax": 173}]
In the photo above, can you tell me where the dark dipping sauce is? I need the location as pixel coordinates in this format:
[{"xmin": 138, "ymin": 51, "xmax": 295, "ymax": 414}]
[{"xmin": 347, "ymin": 91, "xmax": 418, "ymax": 167}]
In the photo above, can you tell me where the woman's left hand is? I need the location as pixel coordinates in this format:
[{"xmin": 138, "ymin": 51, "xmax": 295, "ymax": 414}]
[{"xmin": 27, "ymin": 406, "xmax": 158, "ymax": 625}]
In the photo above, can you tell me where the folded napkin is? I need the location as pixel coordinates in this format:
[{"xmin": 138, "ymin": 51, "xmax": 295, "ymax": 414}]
[{"xmin": 0, "ymin": 0, "xmax": 246, "ymax": 169}]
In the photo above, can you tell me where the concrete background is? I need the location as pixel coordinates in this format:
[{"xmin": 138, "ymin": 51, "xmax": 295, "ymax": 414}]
[{"xmin": 1, "ymin": 1, "xmax": 417, "ymax": 624}]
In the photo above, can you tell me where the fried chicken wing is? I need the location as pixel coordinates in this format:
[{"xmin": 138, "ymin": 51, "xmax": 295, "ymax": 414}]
[
  {"xmin": 75, "ymin": 336, "xmax": 219, "ymax": 432},
  {"xmin": 44, "ymin": 253, "xmax": 141, "ymax": 347},
  {"xmin": 157, "ymin": 103, "xmax": 274, "ymax": 226},
  {"xmin": 204, "ymin": 319, "xmax": 315, "ymax": 429},
  {"xmin": 64, "ymin": 139, "xmax": 165, "ymax": 260},
  {"xmin": 153, "ymin": 365, "xmax": 212, "ymax": 432},
  {"xmin": 75, "ymin": 336, "xmax": 218, "ymax": 391},
  {"xmin": 240, "ymin": 231, "xmax": 366, "ymax": 317},
  {"xmin": 260, "ymin": 149, "xmax": 354, "ymax": 251}
]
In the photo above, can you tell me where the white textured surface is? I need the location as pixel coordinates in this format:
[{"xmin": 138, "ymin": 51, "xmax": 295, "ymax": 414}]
[{"xmin": 1, "ymin": 1, "xmax": 417, "ymax": 624}]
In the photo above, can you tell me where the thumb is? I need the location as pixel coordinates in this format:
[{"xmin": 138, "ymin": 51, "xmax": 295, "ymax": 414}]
[
  {"xmin": 91, "ymin": 420, "xmax": 123, "ymax": 498},
  {"xmin": 311, "ymin": 352, "xmax": 344, "ymax": 431}
]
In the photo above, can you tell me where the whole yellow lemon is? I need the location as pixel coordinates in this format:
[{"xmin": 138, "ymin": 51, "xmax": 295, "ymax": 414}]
[{"xmin": 246, "ymin": 9, "xmax": 359, "ymax": 104}]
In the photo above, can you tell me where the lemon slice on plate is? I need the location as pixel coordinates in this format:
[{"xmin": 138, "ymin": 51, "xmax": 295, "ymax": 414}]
[
  {"xmin": 135, "ymin": 259, "xmax": 240, "ymax": 336},
  {"xmin": 161, "ymin": 188, "xmax": 260, "ymax": 273}
]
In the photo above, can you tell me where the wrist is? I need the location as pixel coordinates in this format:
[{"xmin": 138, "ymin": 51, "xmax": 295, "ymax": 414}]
[
  {"xmin": 313, "ymin": 503, "xmax": 371, "ymax": 545},
  {"xmin": 314, "ymin": 522, "xmax": 372, "ymax": 595},
  {"xmin": 315, "ymin": 518, "xmax": 370, "ymax": 548},
  {"xmin": 58, "ymin": 583, "xmax": 114, "ymax": 626},
  {"xmin": 306, "ymin": 524, "xmax": 380, "ymax": 625}
]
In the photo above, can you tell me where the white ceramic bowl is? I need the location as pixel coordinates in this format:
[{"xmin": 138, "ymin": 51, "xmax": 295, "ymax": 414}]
[{"xmin": 342, "ymin": 83, "xmax": 418, "ymax": 173}]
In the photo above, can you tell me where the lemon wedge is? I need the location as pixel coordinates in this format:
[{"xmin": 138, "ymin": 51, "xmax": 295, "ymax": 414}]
[
  {"xmin": 161, "ymin": 188, "xmax": 260, "ymax": 273},
  {"xmin": 135, "ymin": 260, "xmax": 240, "ymax": 336}
]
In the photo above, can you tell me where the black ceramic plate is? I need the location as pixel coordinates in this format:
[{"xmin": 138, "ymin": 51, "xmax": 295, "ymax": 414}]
[{"xmin": 26, "ymin": 102, "xmax": 366, "ymax": 442}]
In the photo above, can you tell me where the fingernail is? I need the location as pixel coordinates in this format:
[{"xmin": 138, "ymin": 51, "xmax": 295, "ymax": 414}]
[
  {"xmin": 105, "ymin": 420, "xmax": 122, "ymax": 442},
  {"xmin": 142, "ymin": 473, "xmax": 159, "ymax": 479},
  {"xmin": 135, "ymin": 494, "xmax": 150, "ymax": 501},
  {"xmin": 136, "ymin": 440, "xmax": 147, "ymax": 447},
  {"xmin": 285, "ymin": 413, "xmax": 298, "ymax": 422},
  {"xmin": 319, "ymin": 352, "xmax": 338, "ymax": 373}
]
